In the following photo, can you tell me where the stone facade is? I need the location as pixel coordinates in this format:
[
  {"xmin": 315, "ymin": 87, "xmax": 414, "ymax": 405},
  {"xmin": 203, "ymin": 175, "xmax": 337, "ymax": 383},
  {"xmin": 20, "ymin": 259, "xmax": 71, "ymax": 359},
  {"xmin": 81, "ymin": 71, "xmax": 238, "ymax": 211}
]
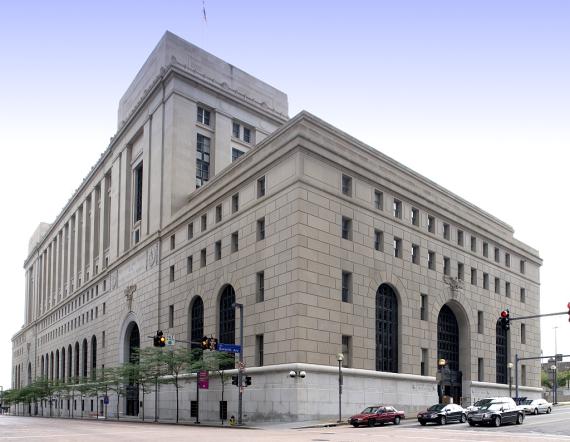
[{"xmin": 11, "ymin": 32, "xmax": 542, "ymax": 422}]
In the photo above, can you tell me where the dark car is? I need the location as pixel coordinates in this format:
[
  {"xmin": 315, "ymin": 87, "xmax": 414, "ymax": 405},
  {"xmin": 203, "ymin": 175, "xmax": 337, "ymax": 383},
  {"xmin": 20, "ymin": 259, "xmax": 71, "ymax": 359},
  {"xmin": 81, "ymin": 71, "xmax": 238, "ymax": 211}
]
[
  {"xmin": 467, "ymin": 399, "xmax": 524, "ymax": 427},
  {"xmin": 348, "ymin": 405, "xmax": 405, "ymax": 427},
  {"xmin": 417, "ymin": 403, "xmax": 467, "ymax": 425}
]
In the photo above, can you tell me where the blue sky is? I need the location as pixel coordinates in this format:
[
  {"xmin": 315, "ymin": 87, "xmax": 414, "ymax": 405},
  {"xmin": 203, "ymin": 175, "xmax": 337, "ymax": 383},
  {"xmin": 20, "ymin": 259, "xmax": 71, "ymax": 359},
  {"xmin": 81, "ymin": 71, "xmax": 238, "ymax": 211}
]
[{"xmin": 0, "ymin": 0, "xmax": 569, "ymax": 390}]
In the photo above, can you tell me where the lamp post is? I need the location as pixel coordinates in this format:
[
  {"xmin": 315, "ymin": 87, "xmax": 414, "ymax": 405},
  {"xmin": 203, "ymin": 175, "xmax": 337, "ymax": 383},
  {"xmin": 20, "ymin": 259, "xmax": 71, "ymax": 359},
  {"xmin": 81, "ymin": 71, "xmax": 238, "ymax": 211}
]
[
  {"xmin": 550, "ymin": 364, "xmax": 557, "ymax": 405},
  {"xmin": 337, "ymin": 353, "xmax": 344, "ymax": 423},
  {"xmin": 507, "ymin": 362, "xmax": 514, "ymax": 398},
  {"xmin": 437, "ymin": 358, "xmax": 446, "ymax": 404}
]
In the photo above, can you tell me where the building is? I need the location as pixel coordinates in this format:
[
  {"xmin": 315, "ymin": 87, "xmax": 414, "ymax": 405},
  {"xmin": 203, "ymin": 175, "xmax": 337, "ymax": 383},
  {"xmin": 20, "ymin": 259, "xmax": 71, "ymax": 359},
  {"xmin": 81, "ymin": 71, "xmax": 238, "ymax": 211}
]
[{"xmin": 11, "ymin": 31, "xmax": 543, "ymax": 422}]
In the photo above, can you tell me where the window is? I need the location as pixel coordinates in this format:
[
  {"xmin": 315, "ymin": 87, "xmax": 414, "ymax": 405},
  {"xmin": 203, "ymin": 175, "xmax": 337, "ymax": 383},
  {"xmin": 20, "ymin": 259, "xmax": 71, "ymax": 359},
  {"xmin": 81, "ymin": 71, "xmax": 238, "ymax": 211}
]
[
  {"xmin": 215, "ymin": 240, "xmax": 222, "ymax": 260},
  {"xmin": 103, "ymin": 302, "xmax": 106, "ymax": 314},
  {"xmin": 521, "ymin": 323, "xmax": 526, "ymax": 344},
  {"xmin": 243, "ymin": 127, "xmax": 251, "ymax": 143},
  {"xmin": 254, "ymin": 218, "xmax": 265, "ymax": 241},
  {"xmin": 231, "ymin": 232, "xmax": 239, "ymax": 253},
  {"xmin": 471, "ymin": 268, "xmax": 477, "ymax": 285},
  {"xmin": 376, "ymin": 284, "xmax": 398, "ymax": 373},
  {"xmin": 342, "ymin": 271, "xmax": 352, "ymax": 303},
  {"xmin": 341, "ymin": 217, "xmax": 352, "ymax": 240},
  {"xmin": 483, "ymin": 242, "xmax": 489, "ymax": 257},
  {"xmin": 169, "ymin": 304, "xmax": 174, "ymax": 328},
  {"xmin": 443, "ymin": 223, "xmax": 450, "ymax": 240},
  {"xmin": 483, "ymin": 273, "xmax": 489, "ymax": 289},
  {"xmin": 219, "ymin": 286, "xmax": 236, "ymax": 367},
  {"xmin": 216, "ymin": 205, "xmax": 222, "ymax": 223},
  {"xmin": 393, "ymin": 199, "xmax": 402, "ymax": 219},
  {"xmin": 196, "ymin": 134, "xmax": 210, "ymax": 188},
  {"xmin": 201, "ymin": 214, "xmax": 207, "ymax": 231},
  {"xmin": 190, "ymin": 297, "xmax": 204, "ymax": 349},
  {"xmin": 505, "ymin": 281, "xmax": 511, "ymax": 297},
  {"xmin": 256, "ymin": 271, "xmax": 264, "ymax": 302},
  {"xmin": 231, "ymin": 193, "xmax": 239, "ymax": 213},
  {"xmin": 443, "ymin": 257, "xmax": 450, "ymax": 275},
  {"xmin": 374, "ymin": 190, "xmax": 383, "ymax": 210},
  {"xmin": 232, "ymin": 122, "xmax": 240, "ymax": 138},
  {"xmin": 393, "ymin": 237, "xmax": 402, "ymax": 258},
  {"xmin": 494, "ymin": 277, "xmax": 500, "ymax": 294},
  {"xmin": 428, "ymin": 251, "xmax": 435, "ymax": 270},
  {"xmin": 427, "ymin": 215, "xmax": 435, "ymax": 233},
  {"xmin": 200, "ymin": 248, "xmax": 206, "ymax": 267},
  {"xmin": 478, "ymin": 358, "xmax": 484, "ymax": 382},
  {"xmin": 257, "ymin": 176, "xmax": 266, "ymax": 198},
  {"xmin": 232, "ymin": 148, "xmax": 244, "ymax": 162},
  {"xmin": 420, "ymin": 294, "xmax": 428, "ymax": 321},
  {"xmin": 421, "ymin": 348, "xmax": 428, "ymax": 376},
  {"xmin": 187, "ymin": 256, "xmax": 193, "ymax": 274},
  {"xmin": 256, "ymin": 335, "xmax": 264, "ymax": 366},
  {"xmin": 411, "ymin": 208, "xmax": 419, "ymax": 226},
  {"xmin": 341, "ymin": 174, "xmax": 352, "ymax": 196},
  {"xmin": 494, "ymin": 247, "xmax": 500, "ymax": 263},
  {"xmin": 505, "ymin": 253, "xmax": 511, "ymax": 267},
  {"xmin": 520, "ymin": 287, "xmax": 526, "ymax": 303},
  {"xmin": 457, "ymin": 262, "xmax": 464, "ymax": 280},
  {"xmin": 197, "ymin": 106, "xmax": 210, "ymax": 125},
  {"xmin": 342, "ymin": 335, "xmax": 352, "ymax": 368},
  {"xmin": 478, "ymin": 311, "xmax": 484, "ymax": 334},
  {"xmin": 457, "ymin": 230, "xmax": 464, "ymax": 246},
  {"xmin": 169, "ymin": 265, "xmax": 175, "ymax": 283},
  {"xmin": 374, "ymin": 230, "xmax": 383, "ymax": 251},
  {"xmin": 471, "ymin": 236, "xmax": 477, "ymax": 252},
  {"xmin": 411, "ymin": 244, "xmax": 420, "ymax": 264},
  {"xmin": 187, "ymin": 222, "xmax": 194, "ymax": 240},
  {"xmin": 170, "ymin": 235, "xmax": 175, "ymax": 250},
  {"xmin": 102, "ymin": 331, "xmax": 105, "ymax": 348},
  {"xmin": 520, "ymin": 260, "xmax": 526, "ymax": 274}
]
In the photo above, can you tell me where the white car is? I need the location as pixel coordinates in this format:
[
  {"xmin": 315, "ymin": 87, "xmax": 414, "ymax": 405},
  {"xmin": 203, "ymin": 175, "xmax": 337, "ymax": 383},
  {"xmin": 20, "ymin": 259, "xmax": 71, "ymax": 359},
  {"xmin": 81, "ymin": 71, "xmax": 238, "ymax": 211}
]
[{"xmin": 521, "ymin": 399, "xmax": 552, "ymax": 415}]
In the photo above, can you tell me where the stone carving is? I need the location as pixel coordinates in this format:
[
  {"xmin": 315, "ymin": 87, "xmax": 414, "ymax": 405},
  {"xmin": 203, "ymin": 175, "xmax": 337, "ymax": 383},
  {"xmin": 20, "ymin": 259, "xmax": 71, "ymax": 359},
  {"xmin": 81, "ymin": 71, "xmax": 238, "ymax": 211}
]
[
  {"xmin": 443, "ymin": 275, "xmax": 464, "ymax": 298},
  {"xmin": 147, "ymin": 242, "xmax": 159, "ymax": 269},
  {"xmin": 110, "ymin": 270, "xmax": 118, "ymax": 290},
  {"xmin": 124, "ymin": 285, "xmax": 137, "ymax": 311}
]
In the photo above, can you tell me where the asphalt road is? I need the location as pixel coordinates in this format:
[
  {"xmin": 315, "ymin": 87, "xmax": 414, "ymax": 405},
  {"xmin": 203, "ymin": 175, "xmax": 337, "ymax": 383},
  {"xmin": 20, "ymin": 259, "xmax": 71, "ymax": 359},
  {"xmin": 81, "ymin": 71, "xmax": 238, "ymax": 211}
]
[{"xmin": 0, "ymin": 406, "xmax": 569, "ymax": 441}]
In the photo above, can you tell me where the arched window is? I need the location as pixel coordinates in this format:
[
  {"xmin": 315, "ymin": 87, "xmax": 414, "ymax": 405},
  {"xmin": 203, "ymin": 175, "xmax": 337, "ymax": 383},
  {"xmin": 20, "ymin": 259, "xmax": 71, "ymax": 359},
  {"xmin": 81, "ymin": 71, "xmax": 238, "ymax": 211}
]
[
  {"xmin": 376, "ymin": 284, "xmax": 399, "ymax": 372},
  {"xmin": 41, "ymin": 355, "xmax": 44, "ymax": 379},
  {"xmin": 45, "ymin": 353, "xmax": 49, "ymax": 379},
  {"xmin": 91, "ymin": 336, "xmax": 97, "ymax": 380},
  {"xmin": 61, "ymin": 347, "xmax": 66, "ymax": 383},
  {"xmin": 67, "ymin": 344, "xmax": 73, "ymax": 380},
  {"xmin": 190, "ymin": 297, "xmax": 204, "ymax": 348},
  {"xmin": 27, "ymin": 363, "xmax": 32, "ymax": 385},
  {"xmin": 50, "ymin": 352, "xmax": 54, "ymax": 380},
  {"xmin": 437, "ymin": 305, "xmax": 459, "ymax": 371},
  {"xmin": 55, "ymin": 350, "xmax": 60, "ymax": 380},
  {"xmin": 74, "ymin": 342, "xmax": 80, "ymax": 380},
  {"xmin": 496, "ymin": 320, "xmax": 508, "ymax": 384},
  {"xmin": 219, "ymin": 286, "xmax": 236, "ymax": 345},
  {"xmin": 82, "ymin": 339, "xmax": 88, "ymax": 378}
]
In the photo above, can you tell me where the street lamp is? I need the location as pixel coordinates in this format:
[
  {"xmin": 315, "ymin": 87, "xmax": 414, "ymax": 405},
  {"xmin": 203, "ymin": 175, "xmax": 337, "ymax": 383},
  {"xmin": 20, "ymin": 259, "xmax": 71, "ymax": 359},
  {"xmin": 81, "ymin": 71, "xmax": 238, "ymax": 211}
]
[
  {"xmin": 337, "ymin": 353, "xmax": 344, "ymax": 423},
  {"xmin": 437, "ymin": 358, "xmax": 446, "ymax": 404},
  {"xmin": 507, "ymin": 362, "xmax": 514, "ymax": 398},
  {"xmin": 550, "ymin": 364, "xmax": 557, "ymax": 405}
]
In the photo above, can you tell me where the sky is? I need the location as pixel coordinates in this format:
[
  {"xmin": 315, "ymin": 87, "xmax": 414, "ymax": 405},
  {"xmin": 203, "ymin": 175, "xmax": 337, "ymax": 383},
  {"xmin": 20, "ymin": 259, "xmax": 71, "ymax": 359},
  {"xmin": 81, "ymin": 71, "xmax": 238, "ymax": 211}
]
[{"xmin": 0, "ymin": 0, "xmax": 568, "ymax": 390}]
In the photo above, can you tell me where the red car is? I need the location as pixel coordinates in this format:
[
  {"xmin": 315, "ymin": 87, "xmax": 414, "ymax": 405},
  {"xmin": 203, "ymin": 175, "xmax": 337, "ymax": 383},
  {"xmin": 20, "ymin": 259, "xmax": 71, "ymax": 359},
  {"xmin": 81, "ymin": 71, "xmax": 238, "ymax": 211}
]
[{"xmin": 348, "ymin": 405, "xmax": 405, "ymax": 427}]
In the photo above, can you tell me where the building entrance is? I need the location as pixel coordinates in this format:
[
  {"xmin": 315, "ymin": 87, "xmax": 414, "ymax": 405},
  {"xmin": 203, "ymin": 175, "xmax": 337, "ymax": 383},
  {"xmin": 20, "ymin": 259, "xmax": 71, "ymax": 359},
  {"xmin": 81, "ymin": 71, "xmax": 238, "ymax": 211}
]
[
  {"xmin": 438, "ymin": 305, "xmax": 462, "ymax": 404},
  {"xmin": 125, "ymin": 322, "xmax": 140, "ymax": 416}
]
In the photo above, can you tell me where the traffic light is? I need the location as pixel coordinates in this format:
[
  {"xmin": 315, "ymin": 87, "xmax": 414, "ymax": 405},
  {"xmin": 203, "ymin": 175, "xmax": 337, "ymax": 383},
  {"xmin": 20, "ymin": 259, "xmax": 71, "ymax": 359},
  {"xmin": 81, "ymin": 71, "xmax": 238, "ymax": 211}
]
[
  {"xmin": 500, "ymin": 310, "xmax": 510, "ymax": 331},
  {"xmin": 153, "ymin": 332, "xmax": 160, "ymax": 347},
  {"xmin": 156, "ymin": 330, "xmax": 166, "ymax": 347},
  {"xmin": 231, "ymin": 375, "xmax": 239, "ymax": 386},
  {"xmin": 209, "ymin": 337, "xmax": 218, "ymax": 351},
  {"xmin": 201, "ymin": 336, "xmax": 210, "ymax": 350},
  {"xmin": 245, "ymin": 376, "xmax": 252, "ymax": 386}
]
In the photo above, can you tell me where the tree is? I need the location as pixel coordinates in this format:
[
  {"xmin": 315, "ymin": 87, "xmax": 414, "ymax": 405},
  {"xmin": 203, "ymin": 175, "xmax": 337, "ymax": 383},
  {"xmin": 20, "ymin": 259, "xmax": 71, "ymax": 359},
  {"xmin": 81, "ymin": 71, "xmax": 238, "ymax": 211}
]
[
  {"xmin": 203, "ymin": 350, "xmax": 236, "ymax": 424},
  {"xmin": 125, "ymin": 347, "xmax": 164, "ymax": 422},
  {"xmin": 104, "ymin": 366, "xmax": 127, "ymax": 421},
  {"xmin": 158, "ymin": 347, "xmax": 193, "ymax": 423}
]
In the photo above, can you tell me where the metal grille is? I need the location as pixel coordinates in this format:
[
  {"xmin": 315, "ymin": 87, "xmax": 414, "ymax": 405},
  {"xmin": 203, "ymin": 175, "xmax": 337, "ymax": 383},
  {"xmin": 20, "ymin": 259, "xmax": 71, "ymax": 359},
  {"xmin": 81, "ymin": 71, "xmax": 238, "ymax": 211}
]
[
  {"xmin": 437, "ymin": 305, "xmax": 459, "ymax": 372},
  {"xmin": 219, "ymin": 286, "xmax": 236, "ymax": 344},
  {"xmin": 376, "ymin": 284, "xmax": 398, "ymax": 372},
  {"xmin": 190, "ymin": 297, "xmax": 204, "ymax": 348},
  {"xmin": 496, "ymin": 320, "xmax": 508, "ymax": 384}
]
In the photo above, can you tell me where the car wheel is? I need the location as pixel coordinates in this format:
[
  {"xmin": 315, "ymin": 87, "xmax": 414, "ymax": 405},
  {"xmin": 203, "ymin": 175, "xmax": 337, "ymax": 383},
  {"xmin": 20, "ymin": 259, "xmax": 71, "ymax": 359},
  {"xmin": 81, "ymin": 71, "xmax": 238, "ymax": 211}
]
[
  {"xmin": 534, "ymin": 408, "xmax": 539, "ymax": 415},
  {"xmin": 352, "ymin": 423, "xmax": 359, "ymax": 428},
  {"xmin": 460, "ymin": 413, "xmax": 467, "ymax": 423},
  {"xmin": 468, "ymin": 421, "xmax": 476, "ymax": 427},
  {"xmin": 419, "ymin": 420, "xmax": 426, "ymax": 426},
  {"xmin": 439, "ymin": 416, "xmax": 446, "ymax": 425},
  {"xmin": 493, "ymin": 416, "xmax": 501, "ymax": 427},
  {"xmin": 516, "ymin": 413, "xmax": 523, "ymax": 425},
  {"xmin": 394, "ymin": 416, "xmax": 401, "ymax": 425},
  {"xmin": 547, "ymin": 407, "xmax": 552, "ymax": 414},
  {"xmin": 368, "ymin": 419, "xmax": 375, "ymax": 427}
]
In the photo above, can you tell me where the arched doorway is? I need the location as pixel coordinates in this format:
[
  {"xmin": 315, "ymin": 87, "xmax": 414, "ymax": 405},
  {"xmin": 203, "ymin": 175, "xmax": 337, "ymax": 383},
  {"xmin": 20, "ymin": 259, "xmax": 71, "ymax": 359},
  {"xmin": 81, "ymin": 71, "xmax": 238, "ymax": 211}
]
[
  {"xmin": 91, "ymin": 336, "xmax": 97, "ymax": 380},
  {"xmin": 219, "ymin": 285, "xmax": 236, "ymax": 370},
  {"xmin": 496, "ymin": 320, "xmax": 508, "ymax": 384},
  {"xmin": 124, "ymin": 322, "xmax": 140, "ymax": 416},
  {"xmin": 437, "ymin": 305, "xmax": 462, "ymax": 404},
  {"xmin": 376, "ymin": 284, "xmax": 399, "ymax": 373},
  {"xmin": 189, "ymin": 296, "xmax": 204, "ymax": 349}
]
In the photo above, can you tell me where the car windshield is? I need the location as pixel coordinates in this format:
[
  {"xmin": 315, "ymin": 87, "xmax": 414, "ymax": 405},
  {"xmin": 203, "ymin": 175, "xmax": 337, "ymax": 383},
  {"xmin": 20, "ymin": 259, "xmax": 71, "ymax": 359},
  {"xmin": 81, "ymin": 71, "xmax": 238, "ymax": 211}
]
[
  {"xmin": 523, "ymin": 400, "xmax": 533, "ymax": 405},
  {"xmin": 427, "ymin": 404, "xmax": 445, "ymax": 412},
  {"xmin": 479, "ymin": 403, "xmax": 503, "ymax": 411},
  {"xmin": 361, "ymin": 407, "xmax": 377, "ymax": 414},
  {"xmin": 474, "ymin": 399, "xmax": 492, "ymax": 406}
]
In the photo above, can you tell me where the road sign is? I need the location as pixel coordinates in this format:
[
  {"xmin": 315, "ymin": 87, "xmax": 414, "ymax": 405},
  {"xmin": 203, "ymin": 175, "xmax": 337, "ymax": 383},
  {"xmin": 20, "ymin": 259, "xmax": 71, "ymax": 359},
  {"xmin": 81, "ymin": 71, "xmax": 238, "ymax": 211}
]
[
  {"xmin": 166, "ymin": 335, "xmax": 175, "ymax": 346},
  {"xmin": 198, "ymin": 370, "xmax": 209, "ymax": 389},
  {"xmin": 218, "ymin": 343, "xmax": 241, "ymax": 353},
  {"xmin": 103, "ymin": 395, "xmax": 109, "ymax": 405},
  {"xmin": 556, "ymin": 353, "xmax": 563, "ymax": 362}
]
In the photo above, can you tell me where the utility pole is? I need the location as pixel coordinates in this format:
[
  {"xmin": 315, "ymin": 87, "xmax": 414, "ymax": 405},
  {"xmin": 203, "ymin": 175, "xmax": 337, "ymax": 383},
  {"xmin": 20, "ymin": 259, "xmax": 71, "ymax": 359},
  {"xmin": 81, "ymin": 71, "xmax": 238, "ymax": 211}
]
[
  {"xmin": 553, "ymin": 326, "xmax": 558, "ymax": 405},
  {"xmin": 233, "ymin": 302, "xmax": 244, "ymax": 425}
]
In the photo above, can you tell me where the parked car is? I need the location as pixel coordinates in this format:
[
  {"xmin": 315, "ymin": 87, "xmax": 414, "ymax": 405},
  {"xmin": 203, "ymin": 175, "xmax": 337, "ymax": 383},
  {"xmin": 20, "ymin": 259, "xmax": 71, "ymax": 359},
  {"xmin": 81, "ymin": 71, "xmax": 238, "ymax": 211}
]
[
  {"xmin": 521, "ymin": 399, "xmax": 552, "ymax": 415},
  {"xmin": 349, "ymin": 405, "xmax": 405, "ymax": 427},
  {"xmin": 417, "ymin": 403, "xmax": 467, "ymax": 425},
  {"xmin": 467, "ymin": 398, "xmax": 524, "ymax": 427},
  {"xmin": 466, "ymin": 397, "xmax": 513, "ymax": 412}
]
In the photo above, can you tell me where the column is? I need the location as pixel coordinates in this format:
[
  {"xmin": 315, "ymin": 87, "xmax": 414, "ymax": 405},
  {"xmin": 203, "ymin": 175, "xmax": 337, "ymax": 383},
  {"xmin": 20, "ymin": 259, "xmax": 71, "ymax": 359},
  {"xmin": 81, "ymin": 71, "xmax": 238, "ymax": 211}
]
[
  {"xmin": 89, "ymin": 188, "xmax": 98, "ymax": 274},
  {"xmin": 54, "ymin": 233, "xmax": 60, "ymax": 303},
  {"xmin": 68, "ymin": 215, "xmax": 75, "ymax": 293}
]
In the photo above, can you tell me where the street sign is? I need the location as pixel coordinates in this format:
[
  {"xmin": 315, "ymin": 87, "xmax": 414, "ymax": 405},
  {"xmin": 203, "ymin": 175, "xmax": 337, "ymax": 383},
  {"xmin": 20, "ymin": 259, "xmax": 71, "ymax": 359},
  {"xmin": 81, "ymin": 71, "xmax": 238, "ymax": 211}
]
[
  {"xmin": 556, "ymin": 353, "xmax": 563, "ymax": 362},
  {"xmin": 198, "ymin": 370, "xmax": 209, "ymax": 389},
  {"xmin": 103, "ymin": 395, "xmax": 109, "ymax": 405},
  {"xmin": 218, "ymin": 343, "xmax": 241, "ymax": 353},
  {"xmin": 166, "ymin": 335, "xmax": 175, "ymax": 346}
]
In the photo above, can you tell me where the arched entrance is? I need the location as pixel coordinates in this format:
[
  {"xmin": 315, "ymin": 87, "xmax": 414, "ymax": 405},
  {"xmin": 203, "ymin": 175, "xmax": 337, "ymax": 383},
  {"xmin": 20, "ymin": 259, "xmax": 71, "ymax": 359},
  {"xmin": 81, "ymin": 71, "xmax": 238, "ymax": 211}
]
[
  {"xmin": 437, "ymin": 305, "xmax": 462, "ymax": 404},
  {"xmin": 124, "ymin": 322, "xmax": 140, "ymax": 416},
  {"xmin": 496, "ymin": 320, "xmax": 508, "ymax": 384},
  {"xmin": 375, "ymin": 284, "xmax": 399, "ymax": 373}
]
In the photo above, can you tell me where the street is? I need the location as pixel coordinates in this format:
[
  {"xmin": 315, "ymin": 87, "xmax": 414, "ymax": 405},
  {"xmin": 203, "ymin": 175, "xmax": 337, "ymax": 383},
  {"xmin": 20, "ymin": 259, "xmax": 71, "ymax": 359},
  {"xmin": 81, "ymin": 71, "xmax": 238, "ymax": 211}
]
[{"xmin": 0, "ymin": 406, "xmax": 569, "ymax": 441}]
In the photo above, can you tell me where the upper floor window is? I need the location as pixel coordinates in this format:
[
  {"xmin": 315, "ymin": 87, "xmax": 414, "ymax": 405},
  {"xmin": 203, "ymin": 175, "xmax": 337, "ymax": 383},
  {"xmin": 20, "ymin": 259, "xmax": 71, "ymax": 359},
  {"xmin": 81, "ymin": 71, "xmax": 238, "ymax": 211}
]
[
  {"xmin": 133, "ymin": 162, "xmax": 143, "ymax": 223},
  {"xmin": 232, "ymin": 121, "xmax": 253, "ymax": 143},
  {"xmin": 257, "ymin": 176, "xmax": 266, "ymax": 198},
  {"xmin": 505, "ymin": 253, "xmax": 511, "ymax": 267},
  {"xmin": 393, "ymin": 237, "xmax": 402, "ymax": 258},
  {"xmin": 483, "ymin": 242, "xmax": 489, "ymax": 258},
  {"xmin": 427, "ymin": 215, "xmax": 435, "ymax": 233},
  {"xmin": 196, "ymin": 134, "xmax": 210, "ymax": 188},
  {"xmin": 471, "ymin": 236, "xmax": 477, "ymax": 252},
  {"xmin": 457, "ymin": 230, "xmax": 464, "ymax": 247},
  {"xmin": 232, "ymin": 122, "xmax": 240, "ymax": 138},
  {"xmin": 393, "ymin": 199, "xmax": 402, "ymax": 219},
  {"xmin": 443, "ymin": 223, "xmax": 450, "ymax": 240},
  {"xmin": 411, "ymin": 244, "xmax": 420, "ymax": 264},
  {"xmin": 374, "ymin": 190, "xmax": 383, "ymax": 210},
  {"xmin": 494, "ymin": 247, "xmax": 500, "ymax": 263},
  {"xmin": 520, "ymin": 260, "xmax": 526, "ymax": 274},
  {"xmin": 341, "ymin": 217, "xmax": 352, "ymax": 240},
  {"xmin": 232, "ymin": 148, "xmax": 245, "ymax": 162},
  {"xmin": 374, "ymin": 230, "xmax": 383, "ymax": 251},
  {"xmin": 428, "ymin": 251, "xmax": 436, "ymax": 270},
  {"xmin": 341, "ymin": 174, "xmax": 352, "ymax": 196},
  {"xmin": 411, "ymin": 208, "xmax": 419, "ymax": 226},
  {"xmin": 197, "ymin": 106, "xmax": 210, "ymax": 126},
  {"xmin": 216, "ymin": 204, "xmax": 222, "ymax": 223},
  {"xmin": 232, "ymin": 193, "xmax": 239, "ymax": 213},
  {"xmin": 342, "ymin": 271, "xmax": 352, "ymax": 303}
]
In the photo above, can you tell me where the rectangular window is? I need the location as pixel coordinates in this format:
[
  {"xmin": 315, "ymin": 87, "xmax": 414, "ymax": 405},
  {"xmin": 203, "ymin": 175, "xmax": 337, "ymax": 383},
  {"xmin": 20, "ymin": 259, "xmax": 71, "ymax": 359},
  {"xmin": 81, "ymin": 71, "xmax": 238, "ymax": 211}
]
[
  {"xmin": 478, "ymin": 358, "xmax": 484, "ymax": 382},
  {"xmin": 215, "ymin": 205, "xmax": 222, "ymax": 223},
  {"xmin": 169, "ymin": 304, "xmax": 174, "ymax": 328},
  {"xmin": 521, "ymin": 323, "xmax": 526, "ymax": 344},
  {"xmin": 256, "ymin": 334, "xmax": 264, "ymax": 367},
  {"xmin": 457, "ymin": 262, "xmax": 464, "ymax": 280},
  {"xmin": 170, "ymin": 235, "xmax": 175, "ymax": 251},
  {"xmin": 196, "ymin": 134, "xmax": 211, "ymax": 188},
  {"xmin": 471, "ymin": 236, "xmax": 477, "ymax": 252},
  {"xmin": 200, "ymin": 248, "xmax": 207, "ymax": 267},
  {"xmin": 420, "ymin": 294, "xmax": 428, "ymax": 321},
  {"xmin": 169, "ymin": 265, "xmax": 175, "ymax": 283},
  {"xmin": 443, "ymin": 257, "xmax": 450, "ymax": 275},
  {"xmin": 505, "ymin": 281, "xmax": 511, "ymax": 298},
  {"xmin": 231, "ymin": 232, "xmax": 239, "ymax": 253},
  {"xmin": 243, "ymin": 127, "xmax": 251, "ymax": 143},
  {"xmin": 421, "ymin": 348, "xmax": 428, "ymax": 376},
  {"xmin": 257, "ymin": 176, "xmax": 266, "ymax": 198},
  {"xmin": 231, "ymin": 193, "xmax": 239, "ymax": 213},
  {"xmin": 471, "ymin": 268, "xmax": 477, "ymax": 285},
  {"xmin": 411, "ymin": 207, "xmax": 419, "ymax": 226},
  {"xmin": 393, "ymin": 199, "xmax": 402, "ymax": 219},
  {"xmin": 443, "ymin": 223, "xmax": 450, "ymax": 240},
  {"xmin": 341, "ymin": 217, "xmax": 352, "ymax": 240},
  {"xmin": 505, "ymin": 253, "xmax": 511, "ymax": 267},
  {"xmin": 520, "ymin": 287, "xmax": 526, "ymax": 303},
  {"xmin": 103, "ymin": 302, "xmax": 106, "ymax": 314},
  {"xmin": 256, "ymin": 271, "xmax": 264, "ymax": 302},
  {"xmin": 197, "ymin": 106, "xmax": 210, "ymax": 125},
  {"xmin": 232, "ymin": 148, "xmax": 244, "ymax": 162},
  {"xmin": 257, "ymin": 217, "xmax": 266, "ymax": 240},
  {"xmin": 102, "ymin": 331, "xmax": 105, "ymax": 348},
  {"xmin": 341, "ymin": 174, "xmax": 352, "ymax": 196},
  {"xmin": 494, "ymin": 247, "xmax": 500, "ymax": 263},
  {"xmin": 187, "ymin": 256, "xmax": 193, "ymax": 274},
  {"xmin": 411, "ymin": 244, "xmax": 420, "ymax": 264},
  {"xmin": 215, "ymin": 240, "xmax": 222, "ymax": 260},
  {"xmin": 187, "ymin": 222, "xmax": 194, "ymax": 240},
  {"xmin": 427, "ymin": 215, "xmax": 435, "ymax": 233},
  {"xmin": 342, "ymin": 335, "xmax": 352, "ymax": 368},
  {"xmin": 374, "ymin": 230, "xmax": 383, "ymax": 251},
  {"xmin": 133, "ymin": 162, "xmax": 144, "ymax": 224},
  {"xmin": 478, "ymin": 311, "xmax": 484, "ymax": 334},
  {"xmin": 457, "ymin": 230, "xmax": 464, "ymax": 246},
  {"xmin": 342, "ymin": 271, "xmax": 352, "ymax": 303},
  {"xmin": 520, "ymin": 260, "xmax": 526, "ymax": 274},
  {"xmin": 483, "ymin": 242, "xmax": 489, "ymax": 258},
  {"xmin": 483, "ymin": 273, "xmax": 489, "ymax": 289},
  {"xmin": 494, "ymin": 277, "xmax": 500, "ymax": 294},
  {"xmin": 232, "ymin": 122, "xmax": 240, "ymax": 138},
  {"xmin": 393, "ymin": 237, "xmax": 402, "ymax": 258},
  {"xmin": 201, "ymin": 214, "xmax": 207, "ymax": 232},
  {"xmin": 374, "ymin": 190, "xmax": 383, "ymax": 210},
  {"xmin": 428, "ymin": 251, "xmax": 436, "ymax": 270}
]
